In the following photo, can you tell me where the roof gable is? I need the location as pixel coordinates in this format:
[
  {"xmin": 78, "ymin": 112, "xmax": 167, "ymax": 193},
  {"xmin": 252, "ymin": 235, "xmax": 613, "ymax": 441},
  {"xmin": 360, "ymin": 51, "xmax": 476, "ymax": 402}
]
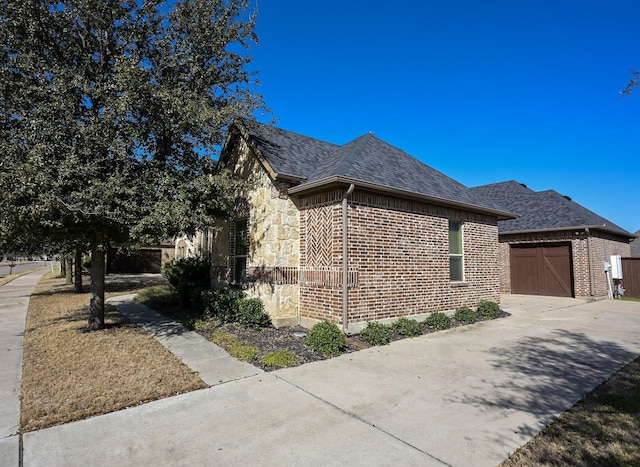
[{"xmin": 471, "ymin": 181, "xmax": 633, "ymax": 238}]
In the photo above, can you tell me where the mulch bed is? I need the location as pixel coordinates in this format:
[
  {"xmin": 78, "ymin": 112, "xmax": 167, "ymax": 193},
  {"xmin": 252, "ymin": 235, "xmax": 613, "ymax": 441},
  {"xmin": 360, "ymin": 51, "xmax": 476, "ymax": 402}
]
[{"xmin": 192, "ymin": 311, "xmax": 510, "ymax": 372}]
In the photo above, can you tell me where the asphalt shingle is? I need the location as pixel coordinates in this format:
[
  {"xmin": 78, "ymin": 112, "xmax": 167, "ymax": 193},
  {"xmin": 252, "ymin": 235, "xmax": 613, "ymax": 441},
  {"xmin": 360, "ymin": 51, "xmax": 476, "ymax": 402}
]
[
  {"xmin": 471, "ymin": 180, "xmax": 633, "ymax": 237},
  {"xmin": 237, "ymin": 121, "xmax": 509, "ymax": 216}
]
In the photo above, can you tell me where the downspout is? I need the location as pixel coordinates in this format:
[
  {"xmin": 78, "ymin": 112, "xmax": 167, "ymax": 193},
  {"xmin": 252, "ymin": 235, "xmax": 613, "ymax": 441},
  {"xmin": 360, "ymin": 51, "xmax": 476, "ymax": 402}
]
[
  {"xmin": 342, "ymin": 184, "xmax": 355, "ymax": 334},
  {"xmin": 585, "ymin": 228, "xmax": 594, "ymax": 297}
]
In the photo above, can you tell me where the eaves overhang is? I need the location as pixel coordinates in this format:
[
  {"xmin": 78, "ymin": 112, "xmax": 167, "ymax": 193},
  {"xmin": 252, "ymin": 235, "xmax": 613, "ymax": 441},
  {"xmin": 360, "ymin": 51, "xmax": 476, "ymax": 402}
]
[
  {"xmin": 288, "ymin": 175, "xmax": 518, "ymax": 220},
  {"xmin": 499, "ymin": 225, "xmax": 637, "ymax": 240}
]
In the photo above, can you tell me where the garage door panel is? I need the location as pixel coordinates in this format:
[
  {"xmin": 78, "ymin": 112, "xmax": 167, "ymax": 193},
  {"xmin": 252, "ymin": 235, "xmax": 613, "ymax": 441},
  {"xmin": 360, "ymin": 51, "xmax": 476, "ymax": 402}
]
[
  {"xmin": 511, "ymin": 248, "xmax": 539, "ymax": 295},
  {"xmin": 543, "ymin": 255, "xmax": 572, "ymax": 296}
]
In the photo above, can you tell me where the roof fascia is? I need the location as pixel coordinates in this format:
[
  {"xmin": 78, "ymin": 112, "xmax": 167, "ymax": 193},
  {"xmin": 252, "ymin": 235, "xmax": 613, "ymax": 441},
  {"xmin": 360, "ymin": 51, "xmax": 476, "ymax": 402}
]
[
  {"xmin": 500, "ymin": 225, "xmax": 636, "ymax": 239},
  {"xmin": 229, "ymin": 121, "xmax": 301, "ymax": 183},
  {"xmin": 288, "ymin": 176, "xmax": 518, "ymax": 220}
]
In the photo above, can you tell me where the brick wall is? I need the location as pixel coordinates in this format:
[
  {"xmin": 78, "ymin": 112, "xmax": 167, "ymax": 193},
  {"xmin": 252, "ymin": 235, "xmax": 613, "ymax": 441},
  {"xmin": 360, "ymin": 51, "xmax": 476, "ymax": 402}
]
[{"xmin": 299, "ymin": 189, "xmax": 501, "ymax": 328}]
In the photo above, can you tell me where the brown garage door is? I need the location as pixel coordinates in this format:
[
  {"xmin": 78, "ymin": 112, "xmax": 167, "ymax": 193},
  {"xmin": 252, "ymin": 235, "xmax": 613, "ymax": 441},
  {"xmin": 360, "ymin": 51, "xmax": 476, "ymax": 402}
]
[
  {"xmin": 510, "ymin": 244, "xmax": 573, "ymax": 297},
  {"xmin": 107, "ymin": 249, "xmax": 162, "ymax": 274}
]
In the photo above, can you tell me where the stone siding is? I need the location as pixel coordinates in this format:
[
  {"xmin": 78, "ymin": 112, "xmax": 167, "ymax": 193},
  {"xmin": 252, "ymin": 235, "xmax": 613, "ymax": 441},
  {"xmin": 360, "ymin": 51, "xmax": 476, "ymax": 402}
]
[{"xmin": 210, "ymin": 137, "xmax": 301, "ymax": 324}]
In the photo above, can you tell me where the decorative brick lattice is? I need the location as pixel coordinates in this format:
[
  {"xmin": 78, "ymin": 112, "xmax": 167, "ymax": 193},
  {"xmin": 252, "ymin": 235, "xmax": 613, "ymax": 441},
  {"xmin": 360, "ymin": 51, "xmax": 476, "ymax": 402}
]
[{"xmin": 305, "ymin": 205, "xmax": 334, "ymax": 267}]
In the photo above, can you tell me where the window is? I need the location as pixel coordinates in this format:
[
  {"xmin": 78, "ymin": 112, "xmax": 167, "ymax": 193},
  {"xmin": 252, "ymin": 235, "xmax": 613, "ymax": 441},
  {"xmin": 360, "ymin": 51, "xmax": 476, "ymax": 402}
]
[
  {"xmin": 233, "ymin": 218, "xmax": 248, "ymax": 283},
  {"xmin": 449, "ymin": 220, "xmax": 464, "ymax": 282}
]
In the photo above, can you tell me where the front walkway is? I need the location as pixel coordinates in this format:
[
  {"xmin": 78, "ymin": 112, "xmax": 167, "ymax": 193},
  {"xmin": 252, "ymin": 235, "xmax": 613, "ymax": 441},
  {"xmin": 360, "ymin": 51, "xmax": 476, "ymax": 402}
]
[{"xmin": 107, "ymin": 295, "xmax": 261, "ymax": 386}]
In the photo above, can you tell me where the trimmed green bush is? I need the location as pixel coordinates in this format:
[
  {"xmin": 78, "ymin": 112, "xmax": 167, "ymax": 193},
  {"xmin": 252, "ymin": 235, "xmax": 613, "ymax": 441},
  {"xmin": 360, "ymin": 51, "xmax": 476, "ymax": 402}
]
[
  {"xmin": 424, "ymin": 312, "xmax": 452, "ymax": 330},
  {"xmin": 201, "ymin": 288, "xmax": 244, "ymax": 323},
  {"xmin": 391, "ymin": 317, "xmax": 424, "ymax": 337},
  {"xmin": 306, "ymin": 321, "xmax": 346, "ymax": 356},
  {"xmin": 477, "ymin": 300, "xmax": 501, "ymax": 319},
  {"xmin": 162, "ymin": 257, "xmax": 211, "ymax": 308},
  {"xmin": 360, "ymin": 321, "xmax": 391, "ymax": 345},
  {"xmin": 237, "ymin": 298, "xmax": 271, "ymax": 329},
  {"xmin": 454, "ymin": 306, "xmax": 477, "ymax": 324}
]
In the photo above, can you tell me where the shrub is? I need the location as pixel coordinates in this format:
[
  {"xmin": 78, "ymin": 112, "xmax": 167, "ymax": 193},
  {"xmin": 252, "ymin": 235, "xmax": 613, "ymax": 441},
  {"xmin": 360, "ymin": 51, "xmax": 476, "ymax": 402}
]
[
  {"xmin": 424, "ymin": 312, "xmax": 452, "ymax": 330},
  {"xmin": 306, "ymin": 321, "xmax": 346, "ymax": 356},
  {"xmin": 360, "ymin": 321, "xmax": 391, "ymax": 346},
  {"xmin": 201, "ymin": 288, "xmax": 244, "ymax": 323},
  {"xmin": 454, "ymin": 306, "xmax": 477, "ymax": 325},
  {"xmin": 477, "ymin": 300, "xmax": 501, "ymax": 319},
  {"xmin": 162, "ymin": 257, "xmax": 211, "ymax": 308},
  {"xmin": 237, "ymin": 298, "xmax": 271, "ymax": 329},
  {"xmin": 261, "ymin": 350, "xmax": 300, "ymax": 368},
  {"xmin": 391, "ymin": 317, "xmax": 424, "ymax": 337}
]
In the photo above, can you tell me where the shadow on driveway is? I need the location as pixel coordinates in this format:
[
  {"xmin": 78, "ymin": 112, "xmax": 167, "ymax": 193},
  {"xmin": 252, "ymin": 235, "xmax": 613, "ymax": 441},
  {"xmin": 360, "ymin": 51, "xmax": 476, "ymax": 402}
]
[{"xmin": 453, "ymin": 328, "xmax": 638, "ymax": 439}]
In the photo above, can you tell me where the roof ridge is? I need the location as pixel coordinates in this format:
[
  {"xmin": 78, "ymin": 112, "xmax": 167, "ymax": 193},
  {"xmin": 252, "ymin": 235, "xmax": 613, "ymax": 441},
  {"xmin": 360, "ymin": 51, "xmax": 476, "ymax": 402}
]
[{"xmin": 334, "ymin": 133, "xmax": 374, "ymax": 176}]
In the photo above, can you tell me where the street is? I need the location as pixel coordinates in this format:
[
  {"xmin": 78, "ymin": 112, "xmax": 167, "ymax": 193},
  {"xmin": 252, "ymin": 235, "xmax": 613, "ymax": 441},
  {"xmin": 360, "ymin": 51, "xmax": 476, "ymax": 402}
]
[{"xmin": 0, "ymin": 261, "xmax": 49, "ymax": 278}]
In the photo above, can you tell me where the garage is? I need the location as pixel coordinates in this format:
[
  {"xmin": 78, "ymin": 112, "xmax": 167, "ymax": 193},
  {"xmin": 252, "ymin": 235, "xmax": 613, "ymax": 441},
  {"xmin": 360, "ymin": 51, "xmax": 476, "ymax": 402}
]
[
  {"xmin": 107, "ymin": 249, "xmax": 162, "ymax": 274},
  {"xmin": 510, "ymin": 243, "xmax": 574, "ymax": 297}
]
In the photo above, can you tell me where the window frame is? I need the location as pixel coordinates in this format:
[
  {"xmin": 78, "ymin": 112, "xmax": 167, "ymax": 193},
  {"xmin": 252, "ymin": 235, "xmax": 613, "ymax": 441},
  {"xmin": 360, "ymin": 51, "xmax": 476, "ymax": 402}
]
[
  {"xmin": 232, "ymin": 217, "xmax": 248, "ymax": 284},
  {"xmin": 448, "ymin": 219, "xmax": 464, "ymax": 282}
]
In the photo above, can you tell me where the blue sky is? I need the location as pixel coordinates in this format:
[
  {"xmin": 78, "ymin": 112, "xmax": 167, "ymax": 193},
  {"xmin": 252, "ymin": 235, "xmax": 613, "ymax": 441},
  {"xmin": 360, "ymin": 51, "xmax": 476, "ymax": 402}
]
[{"xmin": 248, "ymin": 1, "xmax": 639, "ymax": 233}]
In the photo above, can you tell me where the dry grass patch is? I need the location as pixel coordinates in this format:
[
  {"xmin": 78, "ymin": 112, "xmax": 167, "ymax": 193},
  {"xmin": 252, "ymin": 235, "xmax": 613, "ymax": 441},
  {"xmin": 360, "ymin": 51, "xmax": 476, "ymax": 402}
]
[
  {"xmin": 502, "ymin": 357, "xmax": 640, "ymax": 466},
  {"xmin": 21, "ymin": 274, "xmax": 207, "ymax": 432}
]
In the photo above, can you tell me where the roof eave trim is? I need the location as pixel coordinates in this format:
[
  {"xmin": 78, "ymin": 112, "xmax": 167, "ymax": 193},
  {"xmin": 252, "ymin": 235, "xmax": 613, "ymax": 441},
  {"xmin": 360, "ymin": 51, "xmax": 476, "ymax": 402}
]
[
  {"xmin": 288, "ymin": 176, "xmax": 517, "ymax": 219},
  {"xmin": 500, "ymin": 225, "xmax": 636, "ymax": 239},
  {"xmin": 229, "ymin": 120, "xmax": 282, "ymax": 181}
]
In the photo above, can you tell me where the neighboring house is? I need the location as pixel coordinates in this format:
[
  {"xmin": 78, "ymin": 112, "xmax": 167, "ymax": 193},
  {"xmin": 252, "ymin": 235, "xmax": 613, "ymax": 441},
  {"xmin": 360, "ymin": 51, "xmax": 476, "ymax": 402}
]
[
  {"xmin": 209, "ymin": 121, "xmax": 515, "ymax": 331},
  {"xmin": 631, "ymin": 230, "xmax": 640, "ymax": 257},
  {"xmin": 175, "ymin": 232, "xmax": 212, "ymax": 260},
  {"xmin": 107, "ymin": 239, "xmax": 176, "ymax": 274},
  {"xmin": 471, "ymin": 181, "xmax": 634, "ymax": 299}
]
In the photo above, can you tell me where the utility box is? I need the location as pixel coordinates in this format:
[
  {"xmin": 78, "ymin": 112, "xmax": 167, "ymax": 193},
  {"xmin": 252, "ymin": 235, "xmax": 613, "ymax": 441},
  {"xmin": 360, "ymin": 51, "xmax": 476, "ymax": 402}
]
[{"xmin": 611, "ymin": 255, "xmax": 623, "ymax": 279}]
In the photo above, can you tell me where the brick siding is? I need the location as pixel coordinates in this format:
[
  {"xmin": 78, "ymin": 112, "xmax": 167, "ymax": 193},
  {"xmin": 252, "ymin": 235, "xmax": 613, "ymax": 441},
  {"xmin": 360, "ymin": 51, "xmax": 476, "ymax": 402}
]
[{"xmin": 299, "ymin": 189, "xmax": 501, "ymax": 326}]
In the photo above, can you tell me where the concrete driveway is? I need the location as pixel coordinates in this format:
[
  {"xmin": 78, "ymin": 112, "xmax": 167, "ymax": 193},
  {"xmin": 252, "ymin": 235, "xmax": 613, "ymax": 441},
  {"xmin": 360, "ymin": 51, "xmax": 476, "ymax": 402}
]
[{"xmin": 21, "ymin": 295, "xmax": 640, "ymax": 466}]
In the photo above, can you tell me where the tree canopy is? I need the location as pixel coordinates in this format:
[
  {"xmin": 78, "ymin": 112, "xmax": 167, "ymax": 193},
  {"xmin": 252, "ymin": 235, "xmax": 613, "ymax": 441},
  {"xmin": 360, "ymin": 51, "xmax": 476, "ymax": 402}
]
[
  {"xmin": 1, "ymin": 0, "xmax": 268, "ymax": 328},
  {"xmin": 621, "ymin": 69, "xmax": 639, "ymax": 97}
]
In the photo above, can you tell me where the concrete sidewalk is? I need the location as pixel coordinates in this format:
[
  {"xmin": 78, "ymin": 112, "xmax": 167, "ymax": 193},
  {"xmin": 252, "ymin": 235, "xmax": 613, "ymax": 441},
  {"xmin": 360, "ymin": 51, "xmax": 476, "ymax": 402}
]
[
  {"xmin": 107, "ymin": 295, "xmax": 261, "ymax": 386},
  {"xmin": 0, "ymin": 269, "xmax": 48, "ymax": 467},
  {"xmin": 19, "ymin": 294, "xmax": 640, "ymax": 466}
]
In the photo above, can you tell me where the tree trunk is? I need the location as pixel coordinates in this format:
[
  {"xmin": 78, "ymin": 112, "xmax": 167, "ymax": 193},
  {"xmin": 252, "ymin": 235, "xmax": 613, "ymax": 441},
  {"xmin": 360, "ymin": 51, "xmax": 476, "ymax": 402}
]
[
  {"xmin": 65, "ymin": 256, "xmax": 73, "ymax": 284},
  {"xmin": 88, "ymin": 236, "xmax": 106, "ymax": 330},
  {"xmin": 74, "ymin": 249, "xmax": 83, "ymax": 293},
  {"xmin": 59, "ymin": 255, "xmax": 66, "ymax": 278}
]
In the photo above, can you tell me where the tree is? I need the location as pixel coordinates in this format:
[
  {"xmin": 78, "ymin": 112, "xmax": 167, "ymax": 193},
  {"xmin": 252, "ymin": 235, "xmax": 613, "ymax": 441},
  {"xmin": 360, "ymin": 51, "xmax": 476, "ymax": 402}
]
[
  {"xmin": 1, "ymin": 0, "xmax": 267, "ymax": 329},
  {"xmin": 621, "ymin": 69, "xmax": 640, "ymax": 97}
]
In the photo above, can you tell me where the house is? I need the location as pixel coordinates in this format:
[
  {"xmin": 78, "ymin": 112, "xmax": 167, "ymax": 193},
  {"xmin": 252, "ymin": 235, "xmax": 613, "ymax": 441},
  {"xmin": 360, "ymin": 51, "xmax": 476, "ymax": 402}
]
[
  {"xmin": 209, "ymin": 121, "xmax": 515, "ymax": 331},
  {"xmin": 470, "ymin": 181, "xmax": 635, "ymax": 299},
  {"xmin": 106, "ymin": 239, "xmax": 176, "ymax": 274},
  {"xmin": 631, "ymin": 230, "xmax": 640, "ymax": 257}
]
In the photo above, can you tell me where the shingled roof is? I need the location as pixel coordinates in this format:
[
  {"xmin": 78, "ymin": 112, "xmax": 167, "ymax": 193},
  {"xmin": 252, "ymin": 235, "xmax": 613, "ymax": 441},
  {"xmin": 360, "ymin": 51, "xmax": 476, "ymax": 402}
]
[
  {"xmin": 231, "ymin": 121, "xmax": 514, "ymax": 219},
  {"xmin": 471, "ymin": 181, "xmax": 634, "ymax": 238}
]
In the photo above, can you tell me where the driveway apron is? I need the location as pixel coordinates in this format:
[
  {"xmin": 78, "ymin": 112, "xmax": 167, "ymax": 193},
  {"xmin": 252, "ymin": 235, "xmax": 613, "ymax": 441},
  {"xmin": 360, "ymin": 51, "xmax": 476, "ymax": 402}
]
[{"xmin": 21, "ymin": 295, "xmax": 640, "ymax": 467}]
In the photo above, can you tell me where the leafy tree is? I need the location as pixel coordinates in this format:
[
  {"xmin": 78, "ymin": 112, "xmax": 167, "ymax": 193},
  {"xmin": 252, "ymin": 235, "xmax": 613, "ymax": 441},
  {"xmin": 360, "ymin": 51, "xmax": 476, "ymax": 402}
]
[
  {"xmin": 621, "ymin": 69, "xmax": 640, "ymax": 97},
  {"xmin": 1, "ymin": 0, "xmax": 267, "ymax": 329}
]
